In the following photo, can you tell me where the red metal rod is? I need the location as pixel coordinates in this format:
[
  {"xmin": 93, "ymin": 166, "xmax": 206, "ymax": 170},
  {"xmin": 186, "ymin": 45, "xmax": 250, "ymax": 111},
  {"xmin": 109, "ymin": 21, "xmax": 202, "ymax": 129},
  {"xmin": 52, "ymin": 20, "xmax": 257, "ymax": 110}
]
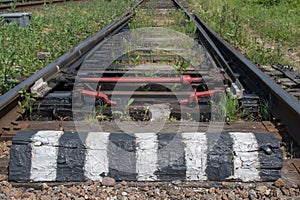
[
  {"xmin": 78, "ymin": 89, "xmax": 116, "ymax": 105},
  {"xmin": 80, "ymin": 75, "xmax": 202, "ymax": 85},
  {"xmin": 180, "ymin": 89, "xmax": 222, "ymax": 104}
]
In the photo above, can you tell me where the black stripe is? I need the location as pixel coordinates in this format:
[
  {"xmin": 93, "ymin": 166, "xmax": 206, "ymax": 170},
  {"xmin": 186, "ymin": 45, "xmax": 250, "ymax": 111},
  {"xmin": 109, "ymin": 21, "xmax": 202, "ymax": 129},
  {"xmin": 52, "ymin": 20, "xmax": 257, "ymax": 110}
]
[
  {"xmin": 108, "ymin": 133, "xmax": 136, "ymax": 180},
  {"xmin": 56, "ymin": 132, "xmax": 86, "ymax": 181},
  {"xmin": 206, "ymin": 132, "xmax": 234, "ymax": 181},
  {"xmin": 154, "ymin": 133, "xmax": 186, "ymax": 181},
  {"xmin": 9, "ymin": 131, "xmax": 36, "ymax": 181},
  {"xmin": 254, "ymin": 133, "xmax": 282, "ymax": 181}
]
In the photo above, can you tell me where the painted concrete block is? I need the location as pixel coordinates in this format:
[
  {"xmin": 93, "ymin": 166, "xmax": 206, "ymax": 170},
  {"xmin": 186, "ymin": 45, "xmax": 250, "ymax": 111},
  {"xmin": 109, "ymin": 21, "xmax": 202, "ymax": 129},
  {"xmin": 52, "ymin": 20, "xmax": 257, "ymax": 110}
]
[
  {"xmin": 9, "ymin": 131, "xmax": 282, "ymax": 182},
  {"xmin": 0, "ymin": 12, "xmax": 31, "ymax": 27}
]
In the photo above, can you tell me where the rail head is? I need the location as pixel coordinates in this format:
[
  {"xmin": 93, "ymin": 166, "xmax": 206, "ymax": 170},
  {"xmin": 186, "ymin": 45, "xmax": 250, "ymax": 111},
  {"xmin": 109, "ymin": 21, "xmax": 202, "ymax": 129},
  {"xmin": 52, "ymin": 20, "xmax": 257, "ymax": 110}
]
[
  {"xmin": 172, "ymin": 0, "xmax": 300, "ymax": 144},
  {"xmin": 193, "ymin": 14, "xmax": 300, "ymax": 145},
  {"xmin": 172, "ymin": 0, "xmax": 237, "ymax": 83}
]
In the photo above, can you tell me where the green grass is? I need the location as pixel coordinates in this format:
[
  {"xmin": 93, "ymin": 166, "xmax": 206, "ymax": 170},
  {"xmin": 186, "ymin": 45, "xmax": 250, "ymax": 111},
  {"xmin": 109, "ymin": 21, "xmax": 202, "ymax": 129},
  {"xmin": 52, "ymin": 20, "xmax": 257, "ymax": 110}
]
[
  {"xmin": 129, "ymin": 7, "xmax": 196, "ymax": 36},
  {"xmin": 168, "ymin": 10, "xmax": 197, "ymax": 36},
  {"xmin": 190, "ymin": 0, "xmax": 300, "ymax": 66},
  {"xmin": 128, "ymin": 9, "xmax": 156, "ymax": 29},
  {"xmin": 243, "ymin": 0, "xmax": 300, "ymax": 46},
  {"xmin": 0, "ymin": 0, "xmax": 137, "ymax": 95},
  {"xmin": 259, "ymin": 98, "xmax": 271, "ymax": 121},
  {"xmin": 211, "ymin": 94, "xmax": 249, "ymax": 122}
]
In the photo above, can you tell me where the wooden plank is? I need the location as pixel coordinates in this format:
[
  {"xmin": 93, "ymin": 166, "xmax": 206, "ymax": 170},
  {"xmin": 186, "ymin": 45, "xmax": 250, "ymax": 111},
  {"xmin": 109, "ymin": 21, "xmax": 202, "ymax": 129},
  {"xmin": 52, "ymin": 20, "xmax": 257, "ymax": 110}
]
[
  {"xmin": 262, "ymin": 121, "xmax": 278, "ymax": 133},
  {"xmin": 262, "ymin": 121, "xmax": 282, "ymax": 142},
  {"xmin": 0, "ymin": 106, "xmax": 23, "ymax": 139},
  {"xmin": 17, "ymin": 121, "xmax": 269, "ymax": 133},
  {"xmin": 281, "ymin": 159, "xmax": 300, "ymax": 187},
  {"xmin": 0, "ymin": 122, "xmax": 30, "ymax": 141}
]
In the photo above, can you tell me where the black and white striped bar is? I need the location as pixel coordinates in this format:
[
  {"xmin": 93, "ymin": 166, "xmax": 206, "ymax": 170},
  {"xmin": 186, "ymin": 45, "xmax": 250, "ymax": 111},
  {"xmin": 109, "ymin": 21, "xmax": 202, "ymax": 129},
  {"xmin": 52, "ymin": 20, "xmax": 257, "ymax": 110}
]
[{"xmin": 9, "ymin": 131, "xmax": 282, "ymax": 182}]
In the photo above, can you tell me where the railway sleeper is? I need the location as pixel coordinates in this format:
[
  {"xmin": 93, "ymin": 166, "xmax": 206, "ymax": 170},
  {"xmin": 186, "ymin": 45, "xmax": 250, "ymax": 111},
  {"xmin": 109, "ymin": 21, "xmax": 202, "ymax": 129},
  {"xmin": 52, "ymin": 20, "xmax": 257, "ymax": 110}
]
[
  {"xmin": 29, "ymin": 92, "xmax": 258, "ymax": 123},
  {"xmin": 30, "ymin": 90, "xmax": 215, "ymax": 122},
  {"xmin": 28, "ymin": 78, "xmax": 254, "ymax": 122},
  {"xmin": 239, "ymin": 94, "xmax": 260, "ymax": 119},
  {"xmin": 28, "ymin": 73, "xmax": 255, "ymax": 122},
  {"xmin": 8, "ymin": 131, "xmax": 282, "ymax": 182}
]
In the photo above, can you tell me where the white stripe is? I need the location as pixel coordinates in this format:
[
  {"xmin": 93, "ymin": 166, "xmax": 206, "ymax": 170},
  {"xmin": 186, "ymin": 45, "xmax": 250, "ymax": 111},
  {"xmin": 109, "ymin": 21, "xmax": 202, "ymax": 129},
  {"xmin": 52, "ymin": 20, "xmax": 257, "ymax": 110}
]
[
  {"xmin": 182, "ymin": 132, "xmax": 207, "ymax": 180},
  {"xmin": 230, "ymin": 132, "xmax": 260, "ymax": 181},
  {"xmin": 30, "ymin": 131, "xmax": 64, "ymax": 181},
  {"xmin": 84, "ymin": 132, "xmax": 110, "ymax": 180},
  {"xmin": 135, "ymin": 133, "xmax": 158, "ymax": 181}
]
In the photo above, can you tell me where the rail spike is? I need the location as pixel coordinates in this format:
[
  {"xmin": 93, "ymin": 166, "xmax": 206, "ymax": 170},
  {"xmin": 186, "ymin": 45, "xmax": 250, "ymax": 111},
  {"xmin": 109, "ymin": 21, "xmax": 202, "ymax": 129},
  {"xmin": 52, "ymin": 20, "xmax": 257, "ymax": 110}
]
[{"xmin": 9, "ymin": 131, "xmax": 282, "ymax": 182}]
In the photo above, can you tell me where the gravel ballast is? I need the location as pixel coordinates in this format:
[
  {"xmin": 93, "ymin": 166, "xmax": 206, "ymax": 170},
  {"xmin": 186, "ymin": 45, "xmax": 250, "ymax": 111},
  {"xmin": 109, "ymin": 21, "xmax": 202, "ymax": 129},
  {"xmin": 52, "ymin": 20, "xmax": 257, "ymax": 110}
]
[{"xmin": 0, "ymin": 179, "xmax": 299, "ymax": 200}]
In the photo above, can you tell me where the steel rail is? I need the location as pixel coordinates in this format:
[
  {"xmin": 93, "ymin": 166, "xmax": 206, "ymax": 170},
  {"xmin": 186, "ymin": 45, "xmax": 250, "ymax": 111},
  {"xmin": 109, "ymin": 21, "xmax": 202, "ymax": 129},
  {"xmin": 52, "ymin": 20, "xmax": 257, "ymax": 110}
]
[
  {"xmin": 0, "ymin": 0, "xmax": 145, "ymax": 118},
  {"xmin": 193, "ymin": 15, "xmax": 300, "ymax": 145},
  {"xmin": 171, "ymin": 0, "xmax": 300, "ymax": 144},
  {"xmin": 0, "ymin": 0, "xmax": 75, "ymax": 10},
  {"xmin": 172, "ymin": 0, "xmax": 237, "ymax": 84}
]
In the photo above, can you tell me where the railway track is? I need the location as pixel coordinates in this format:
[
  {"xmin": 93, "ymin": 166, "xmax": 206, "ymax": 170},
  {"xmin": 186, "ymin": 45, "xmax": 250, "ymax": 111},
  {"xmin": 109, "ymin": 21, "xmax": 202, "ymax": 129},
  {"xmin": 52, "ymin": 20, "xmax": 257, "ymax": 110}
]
[
  {"xmin": 0, "ymin": 0, "xmax": 79, "ymax": 11},
  {"xmin": 0, "ymin": 0, "xmax": 299, "ymax": 188},
  {"xmin": 258, "ymin": 64, "xmax": 300, "ymax": 101}
]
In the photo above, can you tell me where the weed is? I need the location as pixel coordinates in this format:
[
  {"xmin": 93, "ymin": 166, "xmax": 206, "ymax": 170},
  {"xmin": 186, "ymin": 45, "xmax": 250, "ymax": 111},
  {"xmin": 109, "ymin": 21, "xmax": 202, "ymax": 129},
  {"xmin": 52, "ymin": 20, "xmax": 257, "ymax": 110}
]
[
  {"xmin": 129, "ymin": 55, "xmax": 140, "ymax": 66},
  {"xmin": 284, "ymin": 140, "xmax": 296, "ymax": 159},
  {"xmin": 82, "ymin": 101, "xmax": 109, "ymax": 122},
  {"xmin": 9, "ymin": 1, "xmax": 16, "ymax": 11},
  {"xmin": 246, "ymin": 40, "xmax": 283, "ymax": 64},
  {"xmin": 259, "ymin": 98, "xmax": 271, "ymax": 121},
  {"xmin": 211, "ymin": 94, "xmax": 246, "ymax": 122},
  {"xmin": 246, "ymin": 0, "xmax": 281, "ymax": 7},
  {"xmin": 58, "ymin": 116, "xmax": 69, "ymax": 131},
  {"xmin": 184, "ymin": 113, "xmax": 194, "ymax": 122},
  {"xmin": 128, "ymin": 9, "xmax": 156, "ymax": 29},
  {"xmin": 224, "ymin": 95, "xmax": 241, "ymax": 121},
  {"xmin": 143, "ymin": 105, "xmax": 150, "ymax": 121},
  {"xmin": 169, "ymin": 115, "xmax": 179, "ymax": 122},
  {"xmin": 192, "ymin": 0, "xmax": 299, "ymax": 66},
  {"xmin": 84, "ymin": 114, "xmax": 98, "ymax": 124},
  {"xmin": 95, "ymin": 103, "xmax": 108, "ymax": 121},
  {"xmin": 18, "ymin": 85, "xmax": 36, "ymax": 118},
  {"xmin": 173, "ymin": 59, "xmax": 190, "ymax": 73},
  {"xmin": 0, "ymin": 47, "xmax": 19, "ymax": 94},
  {"xmin": 168, "ymin": 10, "xmax": 197, "ymax": 36},
  {"xmin": 113, "ymin": 98, "xmax": 135, "ymax": 121}
]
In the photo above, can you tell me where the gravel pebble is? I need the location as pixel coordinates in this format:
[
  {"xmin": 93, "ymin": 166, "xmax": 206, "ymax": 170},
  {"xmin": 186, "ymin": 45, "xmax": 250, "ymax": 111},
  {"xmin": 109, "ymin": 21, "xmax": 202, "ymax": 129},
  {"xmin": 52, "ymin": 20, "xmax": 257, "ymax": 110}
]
[
  {"xmin": 0, "ymin": 141, "xmax": 299, "ymax": 199},
  {"xmin": 248, "ymin": 189, "xmax": 258, "ymax": 200},
  {"xmin": 102, "ymin": 177, "xmax": 116, "ymax": 187},
  {"xmin": 281, "ymin": 187, "xmax": 290, "ymax": 196},
  {"xmin": 274, "ymin": 178, "xmax": 286, "ymax": 188},
  {"xmin": 255, "ymin": 185, "xmax": 268, "ymax": 196},
  {"xmin": 0, "ymin": 181, "xmax": 299, "ymax": 199}
]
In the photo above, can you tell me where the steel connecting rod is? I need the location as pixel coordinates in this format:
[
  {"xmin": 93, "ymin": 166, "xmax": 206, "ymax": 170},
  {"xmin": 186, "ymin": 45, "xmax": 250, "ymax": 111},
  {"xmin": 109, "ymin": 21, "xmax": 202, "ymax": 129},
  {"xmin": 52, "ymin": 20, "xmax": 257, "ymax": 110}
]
[{"xmin": 80, "ymin": 75, "xmax": 202, "ymax": 85}]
